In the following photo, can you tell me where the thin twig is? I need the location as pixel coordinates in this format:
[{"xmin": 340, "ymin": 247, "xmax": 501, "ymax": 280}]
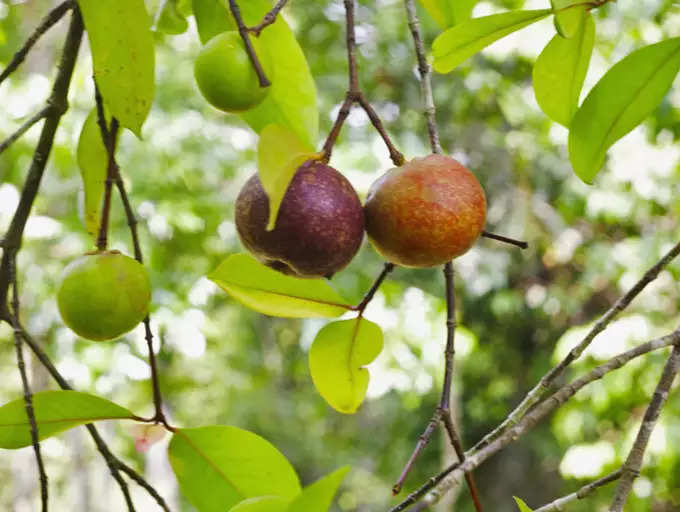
[
  {"xmin": 0, "ymin": 106, "xmax": 51, "ymax": 155},
  {"xmin": 353, "ymin": 263, "xmax": 395, "ymax": 313},
  {"xmin": 11, "ymin": 322, "xmax": 171, "ymax": 512},
  {"xmin": 227, "ymin": 0, "xmax": 271, "ymax": 87},
  {"xmin": 0, "ymin": 8, "xmax": 83, "ymax": 316},
  {"xmin": 249, "ymin": 0, "xmax": 289, "ymax": 36},
  {"xmin": 534, "ymin": 470, "xmax": 622, "ymax": 512},
  {"xmin": 8, "ymin": 258, "xmax": 48, "ymax": 511},
  {"xmin": 389, "ymin": 329, "xmax": 680, "ymax": 511},
  {"xmin": 481, "ymin": 231, "xmax": 528, "ymax": 249},
  {"xmin": 321, "ymin": 0, "xmax": 404, "ymax": 166},
  {"xmin": 474, "ymin": 238, "xmax": 680, "ymax": 454},
  {"xmin": 0, "ymin": 0, "xmax": 74, "ymax": 86},
  {"xmin": 609, "ymin": 344, "xmax": 680, "ymax": 511}
]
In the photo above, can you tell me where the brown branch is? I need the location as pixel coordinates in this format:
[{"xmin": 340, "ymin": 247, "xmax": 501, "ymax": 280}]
[
  {"xmin": 10, "ymin": 321, "xmax": 171, "ymax": 512},
  {"xmin": 0, "ymin": 106, "xmax": 51, "ymax": 155},
  {"xmin": 403, "ymin": 0, "xmax": 440, "ymax": 155},
  {"xmin": 390, "ymin": 329, "xmax": 680, "ymax": 511},
  {"xmin": 474, "ymin": 238, "xmax": 680, "ymax": 454},
  {"xmin": 534, "ymin": 470, "xmax": 622, "ymax": 512},
  {"xmin": 609, "ymin": 344, "xmax": 680, "ymax": 511},
  {"xmin": 0, "ymin": 1, "xmax": 74, "ymax": 86},
  {"xmin": 7, "ymin": 258, "xmax": 48, "ymax": 511},
  {"xmin": 481, "ymin": 231, "xmax": 528, "ymax": 249},
  {"xmin": 321, "ymin": 0, "xmax": 404, "ymax": 166},
  {"xmin": 94, "ymin": 83, "xmax": 120, "ymax": 251},
  {"xmin": 249, "ymin": 0, "xmax": 289, "ymax": 36},
  {"xmin": 227, "ymin": 0, "xmax": 271, "ymax": 87},
  {"xmin": 0, "ymin": 6, "xmax": 83, "ymax": 320}
]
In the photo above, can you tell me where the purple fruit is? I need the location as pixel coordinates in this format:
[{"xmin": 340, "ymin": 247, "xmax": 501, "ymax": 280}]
[{"xmin": 235, "ymin": 160, "xmax": 365, "ymax": 278}]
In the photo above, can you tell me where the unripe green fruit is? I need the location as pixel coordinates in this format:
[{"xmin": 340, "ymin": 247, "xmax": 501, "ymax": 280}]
[
  {"xmin": 194, "ymin": 31, "xmax": 271, "ymax": 113},
  {"xmin": 364, "ymin": 154, "xmax": 487, "ymax": 267},
  {"xmin": 57, "ymin": 251, "xmax": 151, "ymax": 341}
]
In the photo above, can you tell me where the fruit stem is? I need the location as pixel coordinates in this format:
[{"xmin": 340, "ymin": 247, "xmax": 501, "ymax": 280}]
[
  {"xmin": 94, "ymin": 82, "xmax": 120, "ymax": 252},
  {"xmin": 227, "ymin": 0, "xmax": 271, "ymax": 88}
]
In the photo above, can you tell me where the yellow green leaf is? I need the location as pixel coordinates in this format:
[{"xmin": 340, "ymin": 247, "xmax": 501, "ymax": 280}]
[
  {"xmin": 309, "ymin": 318, "xmax": 383, "ymax": 414},
  {"xmin": 257, "ymin": 124, "xmax": 318, "ymax": 230},
  {"xmin": 208, "ymin": 253, "xmax": 351, "ymax": 318}
]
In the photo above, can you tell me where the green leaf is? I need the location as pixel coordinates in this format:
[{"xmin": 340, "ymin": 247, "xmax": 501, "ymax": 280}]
[
  {"xmin": 257, "ymin": 125, "xmax": 318, "ymax": 230},
  {"xmin": 76, "ymin": 109, "xmax": 118, "ymax": 237},
  {"xmin": 513, "ymin": 497, "xmax": 534, "ymax": 512},
  {"xmin": 192, "ymin": 0, "xmax": 231, "ymax": 44},
  {"xmin": 168, "ymin": 426, "xmax": 301, "ymax": 512},
  {"xmin": 0, "ymin": 391, "xmax": 135, "ymax": 449},
  {"xmin": 227, "ymin": 0, "xmax": 318, "ymax": 147},
  {"xmin": 77, "ymin": 0, "xmax": 155, "ymax": 137},
  {"xmin": 432, "ymin": 9, "xmax": 552, "ymax": 73},
  {"xmin": 551, "ymin": 0, "xmax": 584, "ymax": 38},
  {"xmin": 208, "ymin": 253, "xmax": 351, "ymax": 318},
  {"xmin": 309, "ymin": 318, "xmax": 383, "ymax": 414},
  {"xmin": 155, "ymin": 0, "xmax": 189, "ymax": 35},
  {"xmin": 419, "ymin": 0, "xmax": 477, "ymax": 28},
  {"xmin": 229, "ymin": 497, "xmax": 290, "ymax": 512},
  {"xmin": 533, "ymin": 11, "xmax": 594, "ymax": 127},
  {"xmin": 287, "ymin": 466, "xmax": 350, "ymax": 512},
  {"xmin": 568, "ymin": 37, "xmax": 680, "ymax": 183}
]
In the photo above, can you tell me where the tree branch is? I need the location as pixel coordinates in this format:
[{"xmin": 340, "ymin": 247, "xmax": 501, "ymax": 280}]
[
  {"xmin": 6, "ymin": 258, "xmax": 48, "ymax": 511},
  {"xmin": 227, "ymin": 0, "xmax": 271, "ymax": 87},
  {"xmin": 353, "ymin": 263, "xmax": 395, "ymax": 313},
  {"xmin": 0, "ymin": 8, "xmax": 83, "ymax": 317},
  {"xmin": 321, "ymin": 0, "xmax": 404, "ymax": 166},
  {"xmin": 609, "ymin": 344, "xmax": 680, "ymax": 511},
  {"xmin": 249, "ymin": 0, "xmax": 289, "ymax": 36},
  {"xmin": 0, "ymin": 106, "xmax": 52, "ymax": 155},
  {"xmin": 10, "ymin": 321, "xmax": 171, "ymax": 512},
  {"xmin": 390, "ymin": 329, "xmax": 680, "ymax": 511},
  {"xmin": 474, "ymin": 238, "xmax": 680, "ymax": 454},
  {"xmin": 0, "ymin": 0, "xmax": 74, "ymax": 86},
  {"xmin": 534, "ymin": 470, "xmax": 622, "ymax": 512}
]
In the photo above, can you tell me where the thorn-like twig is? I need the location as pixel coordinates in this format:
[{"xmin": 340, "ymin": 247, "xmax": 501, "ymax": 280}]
[
  {"xmin": 249, "ymin": 0, "xmax": 289, "ymax": 36},
  {"xmin": 481, "ymin": 231, "xmax": 528, "ymax": 249},
  {"xmin": 0, "ymin": 1, "xmax": 74, "ymax": 86},
  {"xmin": 227, "ymin": 0, "xmax": 271, "ymax": 87}
]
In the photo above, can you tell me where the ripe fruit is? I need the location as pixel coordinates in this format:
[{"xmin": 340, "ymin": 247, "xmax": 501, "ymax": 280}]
[
  {"xmin": 194, "ymin": 31, "xmax": 271, "ymax": 113},
  {"xmin": 235, "ymin": 160, "xmax": 364, "ymax": 278},
  {"xmin": 364, "ymin": 154, "xmax": 486, "ymax": 267},
  {"xmin": 57, "ymin": 251, "xmax": 151, "ymax": 341}
]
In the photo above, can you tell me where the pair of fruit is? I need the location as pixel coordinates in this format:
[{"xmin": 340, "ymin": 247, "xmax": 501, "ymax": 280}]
[{"xmin": 236, "ymin": 154, "xmax": 487, "ymax": 277}]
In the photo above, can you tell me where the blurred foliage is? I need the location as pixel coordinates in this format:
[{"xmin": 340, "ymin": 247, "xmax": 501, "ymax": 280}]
[{"xmin": 1, "ymin": 0, "xmax": 680, "ymax": 511}]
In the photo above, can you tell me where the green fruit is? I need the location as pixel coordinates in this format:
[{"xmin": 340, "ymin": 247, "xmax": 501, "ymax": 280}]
[
  {"xmin": 57, "ymin": 251, "xmax": 151, "ymax": 341},
  {"xmin": 194, "ymin": 31, "xmax": 271, "ymax": 113}
]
